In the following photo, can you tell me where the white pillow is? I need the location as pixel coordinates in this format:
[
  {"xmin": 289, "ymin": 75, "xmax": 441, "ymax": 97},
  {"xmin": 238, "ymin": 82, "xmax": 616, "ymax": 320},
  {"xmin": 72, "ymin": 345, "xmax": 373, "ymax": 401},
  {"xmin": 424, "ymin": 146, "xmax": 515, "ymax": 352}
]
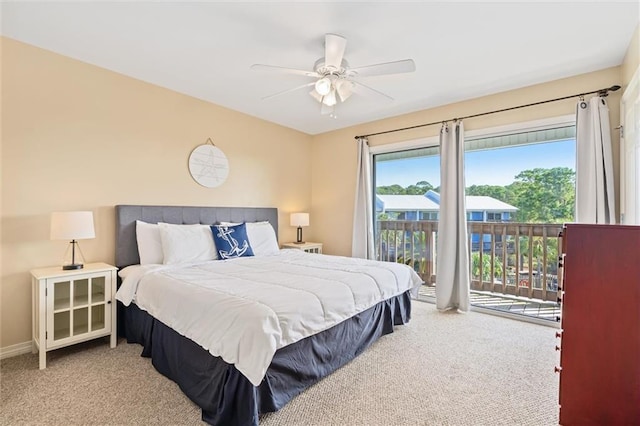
[
  {"xmin": 136, "ymin": 221, "xmax": 163, "ymax": 265},
  {"xmin": 158, "ymin": 222, "xmax": 218, "ymax": 264},
  {"xmin": 220, "ymin": 221, "xmax": 279, "ymax": 256}
]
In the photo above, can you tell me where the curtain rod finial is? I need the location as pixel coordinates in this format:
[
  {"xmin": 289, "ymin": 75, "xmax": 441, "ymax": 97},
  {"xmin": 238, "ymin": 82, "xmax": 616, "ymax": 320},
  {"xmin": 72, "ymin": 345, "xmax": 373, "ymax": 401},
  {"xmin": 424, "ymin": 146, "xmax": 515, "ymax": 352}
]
[{"xmin": 601, "ymin": 85, "xmax": 622, "ymax": 96}]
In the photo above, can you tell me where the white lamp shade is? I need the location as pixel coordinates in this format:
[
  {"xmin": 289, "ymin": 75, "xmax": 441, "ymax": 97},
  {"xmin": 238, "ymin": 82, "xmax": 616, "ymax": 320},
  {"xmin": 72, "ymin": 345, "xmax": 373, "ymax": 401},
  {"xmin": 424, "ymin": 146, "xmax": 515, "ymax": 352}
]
[
  {"xmin": 290, "ymin": 213, "xmax": 310, "ymax": 227},
  {"xmin": 50, "ymin": 211, "xmax": 96, "ymax": 240}
]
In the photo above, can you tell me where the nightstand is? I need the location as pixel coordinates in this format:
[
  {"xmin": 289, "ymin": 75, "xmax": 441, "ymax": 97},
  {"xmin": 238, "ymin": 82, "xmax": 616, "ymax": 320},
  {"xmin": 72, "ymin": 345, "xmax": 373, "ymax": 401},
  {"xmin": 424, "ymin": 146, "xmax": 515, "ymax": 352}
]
[
  {"xmin": 281, "ymin": 242, "xmax": 323, "ymax": 254},
  {"xmin": 30, "ymin": 262, "xmax": 117, "ymax": 369}
]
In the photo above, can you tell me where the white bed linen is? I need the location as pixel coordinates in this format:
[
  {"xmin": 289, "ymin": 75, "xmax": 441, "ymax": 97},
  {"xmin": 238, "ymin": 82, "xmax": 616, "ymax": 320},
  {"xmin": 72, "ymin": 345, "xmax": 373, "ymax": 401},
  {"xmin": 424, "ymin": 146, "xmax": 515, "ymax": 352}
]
[{"xmin": 116, "ymin": 250, "xmax": 422, "ymax": 386}]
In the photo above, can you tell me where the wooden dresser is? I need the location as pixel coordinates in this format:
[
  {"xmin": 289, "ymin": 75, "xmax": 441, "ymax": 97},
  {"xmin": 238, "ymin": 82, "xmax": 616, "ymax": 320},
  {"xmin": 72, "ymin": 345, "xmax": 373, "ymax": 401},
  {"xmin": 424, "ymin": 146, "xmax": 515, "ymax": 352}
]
[{"xmin": 557, "ymin": 223, "xmax": 640, "ymax": 425}]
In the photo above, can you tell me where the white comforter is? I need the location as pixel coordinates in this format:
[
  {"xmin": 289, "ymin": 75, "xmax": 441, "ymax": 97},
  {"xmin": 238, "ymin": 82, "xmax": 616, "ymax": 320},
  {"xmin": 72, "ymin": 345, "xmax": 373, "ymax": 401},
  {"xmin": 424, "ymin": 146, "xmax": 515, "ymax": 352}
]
[{"xmin": 116, "ymin": 250, "xmax": 422, "ymax": 386}]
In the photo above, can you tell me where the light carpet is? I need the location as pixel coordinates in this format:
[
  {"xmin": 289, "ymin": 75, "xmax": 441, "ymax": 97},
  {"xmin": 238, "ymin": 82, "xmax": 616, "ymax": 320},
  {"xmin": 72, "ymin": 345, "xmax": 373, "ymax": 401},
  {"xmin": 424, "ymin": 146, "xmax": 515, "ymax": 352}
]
[{"xmin": 1, "ymin": 301, "xmax": 559, "ymax": 425}]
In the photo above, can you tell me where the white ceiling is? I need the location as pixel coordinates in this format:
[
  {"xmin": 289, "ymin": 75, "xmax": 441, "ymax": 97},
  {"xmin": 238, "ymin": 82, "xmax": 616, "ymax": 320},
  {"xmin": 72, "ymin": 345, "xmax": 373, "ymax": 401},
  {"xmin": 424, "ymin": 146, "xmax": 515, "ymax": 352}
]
[{"xmin": 2, "ymin": 1, "xmax": 638, "ymax": 135}]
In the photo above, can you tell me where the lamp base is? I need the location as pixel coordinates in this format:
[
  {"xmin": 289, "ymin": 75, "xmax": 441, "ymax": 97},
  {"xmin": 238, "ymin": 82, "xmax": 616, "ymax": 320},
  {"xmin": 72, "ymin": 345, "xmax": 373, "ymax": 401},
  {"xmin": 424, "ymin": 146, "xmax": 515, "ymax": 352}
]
[
  {"xmin": 293, "ymin": 241, "xmax": 306, "ymax": 245},
  {"xmin": 62, "ymin": 264, "xmax": 84, "ymax": 270},
  {"xmin": 61, "ymin": 240, "xmax": 86, "ymax": 271}
]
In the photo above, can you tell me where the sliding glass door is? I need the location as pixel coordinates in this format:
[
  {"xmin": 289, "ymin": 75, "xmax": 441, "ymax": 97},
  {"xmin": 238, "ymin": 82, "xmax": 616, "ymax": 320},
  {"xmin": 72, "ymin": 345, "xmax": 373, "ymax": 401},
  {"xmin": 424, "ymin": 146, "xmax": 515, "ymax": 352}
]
[{"xmin": 372, "ymin": 119, "xmax": 576, "ymax": 320}]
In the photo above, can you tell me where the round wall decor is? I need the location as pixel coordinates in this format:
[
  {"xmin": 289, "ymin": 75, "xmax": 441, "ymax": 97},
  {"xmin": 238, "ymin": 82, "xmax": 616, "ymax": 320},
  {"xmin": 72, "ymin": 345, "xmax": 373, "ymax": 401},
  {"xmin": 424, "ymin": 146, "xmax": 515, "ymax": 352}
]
[{"xmin": 188, "ymin": 141, "xmax": 229, "ymax": 188}]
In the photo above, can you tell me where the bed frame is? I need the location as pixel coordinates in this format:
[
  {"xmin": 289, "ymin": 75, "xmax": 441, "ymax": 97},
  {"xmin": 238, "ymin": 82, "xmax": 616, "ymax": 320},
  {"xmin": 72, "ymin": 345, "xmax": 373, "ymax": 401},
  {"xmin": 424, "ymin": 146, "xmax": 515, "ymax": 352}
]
[
  {"xmin": 115, "ymin": 205, "xmax": 278, "ymax": 268},
  {"xmin": 115, "ymin": 205, "xmax": 411, "ymax": 426}
]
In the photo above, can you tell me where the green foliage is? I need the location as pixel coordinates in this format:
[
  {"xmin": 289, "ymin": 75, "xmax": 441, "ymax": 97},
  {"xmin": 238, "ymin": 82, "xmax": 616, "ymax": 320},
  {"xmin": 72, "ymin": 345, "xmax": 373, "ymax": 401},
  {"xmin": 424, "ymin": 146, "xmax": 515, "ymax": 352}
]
[
  {"xmin": 509, "ymin": 167, "xmax": 575, "ymax": 223},
  {"xmin": 376, "ymin": 181, "xmax": 433, "ymax": 195},
  {"xmin": 466, "ymin": 184, "xmax": 513, "ymax": 202},
  {"xmin": 376, "ymin": 184, "xmax": 406, "ymax": 195},
  {"xmin": 518, "ymin": 236, "xmax": 561, "ymax": 275},
  {"xmin": 377, "ymin": 212, "xmax": 399, "ymax": 220},
  {"xmin": 471, "ymin": 252, "xmax": 504, "ymax": 282}
]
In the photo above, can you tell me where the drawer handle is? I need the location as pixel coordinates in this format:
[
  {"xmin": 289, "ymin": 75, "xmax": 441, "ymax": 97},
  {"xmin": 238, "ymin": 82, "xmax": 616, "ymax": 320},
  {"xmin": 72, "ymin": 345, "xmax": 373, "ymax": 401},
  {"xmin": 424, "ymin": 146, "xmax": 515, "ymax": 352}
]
[
  {"xmin": 555, "ymin": 331, "xmax": 562, "ymax": 339},
  {"xmin": 555, "ymin": 345, "xmax": 561, "ymax": 351},
  {"xmin": 554, "ymin": 366, "xmax": 562, "ymax": 373}
]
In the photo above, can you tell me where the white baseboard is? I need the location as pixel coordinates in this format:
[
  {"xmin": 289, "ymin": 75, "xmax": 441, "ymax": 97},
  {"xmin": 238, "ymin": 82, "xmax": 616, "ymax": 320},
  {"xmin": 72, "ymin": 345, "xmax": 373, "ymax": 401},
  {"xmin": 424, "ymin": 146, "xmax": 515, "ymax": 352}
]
[{"xmin": 0, "ymin": 341, "xmax": 33, "ymax": 360}]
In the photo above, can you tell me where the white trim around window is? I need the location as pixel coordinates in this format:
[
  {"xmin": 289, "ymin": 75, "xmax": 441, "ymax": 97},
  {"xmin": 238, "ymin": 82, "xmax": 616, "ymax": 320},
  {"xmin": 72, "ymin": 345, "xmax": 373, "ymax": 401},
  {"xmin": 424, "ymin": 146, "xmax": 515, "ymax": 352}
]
[{"xmin": 369, "ymin": 114, "xmax": 576, "ymax": 155}]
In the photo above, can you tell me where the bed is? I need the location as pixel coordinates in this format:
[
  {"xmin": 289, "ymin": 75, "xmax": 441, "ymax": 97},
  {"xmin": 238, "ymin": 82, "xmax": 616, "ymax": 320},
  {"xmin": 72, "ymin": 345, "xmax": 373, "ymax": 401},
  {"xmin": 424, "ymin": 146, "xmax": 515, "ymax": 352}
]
[{"xmin": 114, "ymin": 205, "xmax": 421, "ymax": 426}]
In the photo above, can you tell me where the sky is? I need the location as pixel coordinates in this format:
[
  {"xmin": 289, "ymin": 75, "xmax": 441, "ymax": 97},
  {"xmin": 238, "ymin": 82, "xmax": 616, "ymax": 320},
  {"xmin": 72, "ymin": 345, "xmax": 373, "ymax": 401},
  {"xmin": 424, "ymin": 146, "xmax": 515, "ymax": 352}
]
[{"xmin": 375, "ymin": 139, "xmax": 576, "ymax": 188}]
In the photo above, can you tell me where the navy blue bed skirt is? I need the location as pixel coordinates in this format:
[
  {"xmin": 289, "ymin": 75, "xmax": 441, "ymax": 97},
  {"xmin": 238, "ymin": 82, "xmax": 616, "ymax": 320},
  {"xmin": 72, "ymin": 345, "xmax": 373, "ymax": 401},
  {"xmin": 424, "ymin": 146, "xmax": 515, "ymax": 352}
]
[{"xmin": 120, "ymin": 291, "xmax": 412, "ymax": 426}]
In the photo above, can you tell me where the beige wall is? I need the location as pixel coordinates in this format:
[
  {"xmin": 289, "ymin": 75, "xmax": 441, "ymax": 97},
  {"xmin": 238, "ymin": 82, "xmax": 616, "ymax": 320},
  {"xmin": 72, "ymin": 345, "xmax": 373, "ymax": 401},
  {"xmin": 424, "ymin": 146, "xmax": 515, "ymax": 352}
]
[
  {"xmin": 0, "ymin": 38, "xmax": 313, "ymax": 348},
  {"xmin": 2, "ymin": 30, "xmax": 636, "ymax": 349},
  {"xmin": 621, "ymin": 24, "xmax": 639, "ymax": 87},
  {"xmin": 311, "ymin": 67, "xmax": 623, "ymax": 257}
]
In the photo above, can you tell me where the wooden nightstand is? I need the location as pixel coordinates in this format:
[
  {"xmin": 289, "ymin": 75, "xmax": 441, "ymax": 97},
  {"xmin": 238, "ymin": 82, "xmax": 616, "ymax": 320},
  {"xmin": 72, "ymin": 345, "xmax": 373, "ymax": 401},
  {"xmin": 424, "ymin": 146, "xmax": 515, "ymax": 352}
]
[
  {"xmin": 30, "ymin": 262, "xmax": 117, "ymax": 369},
  {"xmin": 281, "ymin": 242, "xmax": 323, "ymax": 254}
]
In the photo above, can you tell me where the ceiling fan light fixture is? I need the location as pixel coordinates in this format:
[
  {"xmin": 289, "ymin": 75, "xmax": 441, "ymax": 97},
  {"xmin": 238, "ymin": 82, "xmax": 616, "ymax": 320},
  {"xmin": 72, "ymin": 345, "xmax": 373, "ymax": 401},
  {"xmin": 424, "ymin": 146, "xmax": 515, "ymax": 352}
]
[
  {"xmin": 315, "ymin": 77, "xmax": 332, "ymax": 96},
  {"xmin": 322, "ymin": 89, "xmax": 337, "ymax": 107},
  {"xmin": 336, "ymin": 79, "xmax": 354, "ymax": 102}
]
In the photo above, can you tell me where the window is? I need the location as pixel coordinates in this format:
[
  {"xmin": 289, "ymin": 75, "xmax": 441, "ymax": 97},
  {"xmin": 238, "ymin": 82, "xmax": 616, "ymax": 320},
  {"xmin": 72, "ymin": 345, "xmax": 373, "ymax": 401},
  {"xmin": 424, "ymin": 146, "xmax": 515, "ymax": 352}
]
[
  {"xmin": 401, "ymin": 211, "xmax": 418, "ymax": 220},
  {"xmin": 371, "ymin": 116, "xmax": 576, "ymax": 307},
  {"xmin": 467, "ymin": 211, "xmax": 484, "ymax": 221},
  {"xmin": 486, "ymin": 212, "xmax": 501, "ymax": 222},
  {"xmin": 373, "ymin": 122, "xmax": 577, "ymax": 228},
  {"xmin": 420, "ymin": 212, "xmax": 438, "ymax": 220},
  {"xmin": 464, "ymin": 125, "xmax": 576, "ymax": 224}
]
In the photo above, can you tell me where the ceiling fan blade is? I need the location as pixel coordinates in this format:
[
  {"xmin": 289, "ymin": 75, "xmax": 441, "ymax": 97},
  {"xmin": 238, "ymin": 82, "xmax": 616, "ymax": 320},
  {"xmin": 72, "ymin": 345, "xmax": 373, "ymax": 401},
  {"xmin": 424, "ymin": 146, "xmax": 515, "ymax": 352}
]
[
  {"xmin": 261, "ymin": 82, "xmax": 315, "ymax": 100},
  {"xmin": 349, "ymin": 59, "xmax": 416, "ymax": 78},
  {"xmin": 251, "ymin": 64, "xmax": 319, "ymax": 78},
  {"xmin": 324, "ymin": 33, "xmax": 347, "ymax": 69},
  {"xmin": 351, "ymin": 81, "xmax": 394, "ymax": 101}
]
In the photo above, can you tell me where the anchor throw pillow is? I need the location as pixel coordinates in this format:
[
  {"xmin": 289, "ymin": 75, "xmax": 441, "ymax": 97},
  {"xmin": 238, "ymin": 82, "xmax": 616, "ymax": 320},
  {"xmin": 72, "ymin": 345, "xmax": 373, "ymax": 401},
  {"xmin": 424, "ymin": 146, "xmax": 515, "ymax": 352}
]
[{"xmin": 210, "ymin": 223, "xmax": 255, "ymax": 260}]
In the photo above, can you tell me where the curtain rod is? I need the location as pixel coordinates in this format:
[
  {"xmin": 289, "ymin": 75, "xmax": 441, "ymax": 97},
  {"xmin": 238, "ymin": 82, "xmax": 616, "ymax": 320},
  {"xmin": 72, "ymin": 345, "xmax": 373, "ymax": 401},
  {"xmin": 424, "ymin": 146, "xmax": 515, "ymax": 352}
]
[{"xmin": 354, "ymin": 84, "xmax": 621, "ymax": 140}]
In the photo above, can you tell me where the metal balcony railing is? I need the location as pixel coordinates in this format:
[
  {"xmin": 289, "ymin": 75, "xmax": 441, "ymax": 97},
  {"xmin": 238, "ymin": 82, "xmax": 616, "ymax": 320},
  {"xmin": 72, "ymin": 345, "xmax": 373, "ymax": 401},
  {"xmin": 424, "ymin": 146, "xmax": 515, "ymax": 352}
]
[{"xmin": 376, "ymin": 220, "xmax": 563, "ymax": 302}]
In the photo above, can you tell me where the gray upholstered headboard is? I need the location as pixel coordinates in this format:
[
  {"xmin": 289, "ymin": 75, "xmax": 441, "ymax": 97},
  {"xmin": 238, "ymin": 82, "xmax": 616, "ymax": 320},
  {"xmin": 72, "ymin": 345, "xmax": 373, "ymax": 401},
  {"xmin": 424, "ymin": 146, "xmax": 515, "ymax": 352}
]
[{"xmin": 115, "ymin": 205, "xmax": 279, "ymax": 269}]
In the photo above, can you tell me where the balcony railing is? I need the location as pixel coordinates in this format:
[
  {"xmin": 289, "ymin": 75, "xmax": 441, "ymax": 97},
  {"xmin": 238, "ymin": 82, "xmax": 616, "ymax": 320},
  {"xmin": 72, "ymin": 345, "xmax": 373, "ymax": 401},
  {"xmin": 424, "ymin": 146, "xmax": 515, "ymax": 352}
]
[{"xmin": 376, "ymin": 220, "xmax": 563, "ymax": 302}]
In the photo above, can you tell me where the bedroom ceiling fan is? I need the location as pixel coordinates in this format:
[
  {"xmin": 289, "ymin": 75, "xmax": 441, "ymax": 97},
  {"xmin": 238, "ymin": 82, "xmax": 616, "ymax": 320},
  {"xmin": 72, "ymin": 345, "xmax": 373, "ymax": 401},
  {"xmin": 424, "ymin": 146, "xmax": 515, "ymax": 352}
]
[{"xmin": 251, "ymin": 34, "xmax": 416, "ymax": 118}]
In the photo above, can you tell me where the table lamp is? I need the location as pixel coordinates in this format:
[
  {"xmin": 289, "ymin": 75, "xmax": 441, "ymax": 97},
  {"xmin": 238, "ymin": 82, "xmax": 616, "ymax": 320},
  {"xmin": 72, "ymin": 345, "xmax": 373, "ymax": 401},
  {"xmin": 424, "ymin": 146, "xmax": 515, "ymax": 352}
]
[
  {"xmin": 50, "ymin": 211, "xmax": 95, "ymax": 270},
  {"xmin": 290, "ymin": 213, "xmax": 309, "ymax": 244}
]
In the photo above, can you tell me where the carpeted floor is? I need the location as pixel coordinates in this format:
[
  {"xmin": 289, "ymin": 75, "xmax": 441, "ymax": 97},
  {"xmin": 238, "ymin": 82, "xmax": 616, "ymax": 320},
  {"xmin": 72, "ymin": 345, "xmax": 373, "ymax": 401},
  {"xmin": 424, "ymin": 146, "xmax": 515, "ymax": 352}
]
[{"xmin": 0, "ymin": 301, "xmax": 559, "ymax": 425}]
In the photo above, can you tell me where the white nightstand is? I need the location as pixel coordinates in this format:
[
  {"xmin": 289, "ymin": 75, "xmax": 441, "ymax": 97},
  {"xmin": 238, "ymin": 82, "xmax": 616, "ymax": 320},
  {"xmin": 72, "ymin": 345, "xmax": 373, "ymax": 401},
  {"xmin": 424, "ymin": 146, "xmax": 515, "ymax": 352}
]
[
  {"xmin": 281, "ymin": 242, "xmax": 323, "ymax": 254},
  {"xmin": 30, "ymin": 262, "xmax": 118, "ymax": 369}
]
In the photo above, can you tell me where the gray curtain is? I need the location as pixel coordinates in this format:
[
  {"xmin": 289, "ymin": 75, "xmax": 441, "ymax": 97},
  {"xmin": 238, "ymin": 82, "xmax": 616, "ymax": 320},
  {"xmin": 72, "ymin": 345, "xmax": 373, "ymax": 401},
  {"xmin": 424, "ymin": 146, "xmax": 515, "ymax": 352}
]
[
  {"xmin": 575, "ymin": 96, "xmax": 616, "ymax": 223},
  {"xmin": 436, "ymin": 121, "xmax": 470, "ymax": 312},
  {"xmin": 352, "ymin": 137, "xmax": 374, "ymax": 259}
]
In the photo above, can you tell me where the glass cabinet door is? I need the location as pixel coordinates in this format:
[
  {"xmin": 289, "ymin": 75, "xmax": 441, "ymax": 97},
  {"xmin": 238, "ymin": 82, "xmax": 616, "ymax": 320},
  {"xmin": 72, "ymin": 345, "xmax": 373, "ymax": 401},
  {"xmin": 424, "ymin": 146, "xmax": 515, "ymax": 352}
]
[
  {"xmin": 52, "ymin": 281, "xmax": 71, "ymax": 341},
  {"xmin": 72, "ymin": 279, "xmax": 89, "ymax": 335},
  {"xmin": 90, "ymin": 276, "xmax": 106, "ymax": 331},
  {"xmin": 47, "ymin": 271, "xmax": 112, "ymax": 347}
]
